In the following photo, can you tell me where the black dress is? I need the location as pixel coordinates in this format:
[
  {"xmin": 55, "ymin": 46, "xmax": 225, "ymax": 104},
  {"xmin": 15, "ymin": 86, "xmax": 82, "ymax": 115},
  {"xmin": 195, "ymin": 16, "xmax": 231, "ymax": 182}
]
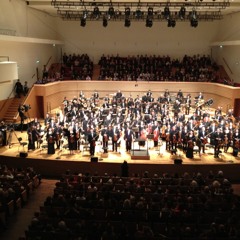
[
  {"xmin": 47, "ymin": 133, "xmax": 55, "ymax": 154},
  {"xmin": 186, "ymin": 135, "xmax": 195, "ymax": 159}
]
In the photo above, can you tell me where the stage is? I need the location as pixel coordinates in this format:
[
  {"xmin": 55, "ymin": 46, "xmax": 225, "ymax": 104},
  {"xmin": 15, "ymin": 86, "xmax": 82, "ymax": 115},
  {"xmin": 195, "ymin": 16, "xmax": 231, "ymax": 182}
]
[{"xmin": 1, "ymin": 129, "xmax": 240, "ymax": 181}]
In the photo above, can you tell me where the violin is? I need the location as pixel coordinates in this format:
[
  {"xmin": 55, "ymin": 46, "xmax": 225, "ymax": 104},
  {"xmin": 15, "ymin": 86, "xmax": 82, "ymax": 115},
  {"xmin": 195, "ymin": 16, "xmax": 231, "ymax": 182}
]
[
  {"xmin": 70, "ymin": 134, "xmax": 75, "ymax": 143},
  {"xmin": 188, "ymin": 140, "xmax": 194, "ymax": 149},
  {"xmin": 48, "ymin": 135, "xmax": 54, "ymax": 143},
  {"xmin": 235, "ymin": 138, "xmax": 240, "ymax": 149},
  {"xmin": 173, "ymin": 134, "xmax": 177, "ymax": 144}
]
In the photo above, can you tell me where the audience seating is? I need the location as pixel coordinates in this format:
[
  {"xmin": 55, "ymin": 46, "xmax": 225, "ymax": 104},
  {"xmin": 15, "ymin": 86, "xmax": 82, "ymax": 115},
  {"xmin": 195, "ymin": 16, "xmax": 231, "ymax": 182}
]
[
  {"xmin": 24, "ymin": 169, "xmax": 240, "ymax": 240},
  {"xmin": 41, "ymin": 53, "xmax": 233, "ymax": 86},
  {"xmin": 0, "ymin": 164, "xmax": 41, "ymax": 232}
]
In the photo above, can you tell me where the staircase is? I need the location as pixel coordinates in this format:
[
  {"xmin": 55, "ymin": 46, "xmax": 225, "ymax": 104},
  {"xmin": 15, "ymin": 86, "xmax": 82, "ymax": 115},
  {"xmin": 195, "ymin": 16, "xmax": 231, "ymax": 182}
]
[{"xmin": 3, "ymin": 96, "xmax": 25, "ymax": 123}]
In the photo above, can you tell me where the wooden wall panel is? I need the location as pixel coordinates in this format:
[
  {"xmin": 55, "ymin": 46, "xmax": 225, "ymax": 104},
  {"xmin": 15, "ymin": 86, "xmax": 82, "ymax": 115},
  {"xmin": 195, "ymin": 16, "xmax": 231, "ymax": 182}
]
[{"xmin": 30, "ymin": 81, "xmax": 240, "ymax": 117}]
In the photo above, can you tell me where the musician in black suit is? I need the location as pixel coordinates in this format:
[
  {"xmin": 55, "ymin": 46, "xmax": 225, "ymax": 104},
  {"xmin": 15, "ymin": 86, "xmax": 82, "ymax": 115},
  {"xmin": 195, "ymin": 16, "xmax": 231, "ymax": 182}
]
[
  {"xmin": 185, "ymin": 94, "xmax": 191, "ymax": 115},
  {"xmin": 47, "ymin": 128, "xmax": 55, "ymax": 154},
  {"xmin": 124, "ymin": 127, "xmax": 134, "ymax": 152},
  {"xmin": 176, "ymin": 89, "xmax": 183, "ymax": 102},
  {"xmin": 109, "ymin": 125, "xmax": 120, "ymax": 152},
  {"xmin": 101, "ymin": 126, "xmax": 109, "ymax": 153},
  {"xmin": 213, "ymin": 128, "xmax": 224, "ymax": 158},
  {"xmin": 198, "ymin": 126, "xmax": 208, "ymax": 154},
  {"xmin": 186, "ymin": 131, "xmax": 196, "ymax": 159},
  {"xmin": 88, "ymin": 128, "xmax": 98, "ymax": 156},
  {"xmin": 0, "ymin": 121, "xmax": 7, "ymax": 146},
  {"xmin": 232, "ymin": 129, "xmax": 240, "ymax": 157}
]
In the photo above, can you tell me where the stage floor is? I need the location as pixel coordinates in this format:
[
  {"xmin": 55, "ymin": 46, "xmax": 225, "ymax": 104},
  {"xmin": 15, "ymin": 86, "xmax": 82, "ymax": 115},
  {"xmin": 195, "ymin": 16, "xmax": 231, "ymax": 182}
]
[{"xmin": 1, "ymin": 129, "xmax": 240, "ymax": 165}]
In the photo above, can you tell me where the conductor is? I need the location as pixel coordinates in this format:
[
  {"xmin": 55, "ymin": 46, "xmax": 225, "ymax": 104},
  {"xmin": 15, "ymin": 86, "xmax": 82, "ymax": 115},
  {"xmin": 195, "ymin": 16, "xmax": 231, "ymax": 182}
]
[{"xmin": 88, "ymin": 128, "xmax": 98, "ymax": 156}]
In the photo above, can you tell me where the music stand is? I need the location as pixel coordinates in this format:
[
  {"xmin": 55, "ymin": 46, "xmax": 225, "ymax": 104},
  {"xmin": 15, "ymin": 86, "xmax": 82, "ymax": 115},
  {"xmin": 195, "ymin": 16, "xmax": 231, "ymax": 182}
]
[
  {"xmin": 147, "ymin": 134, "xmax": 154, "ymax": 140},
  {"xmin": 132, "ymin": 138, "xmax": 148, "ymax": 156},
  {"xmin": 132, "ymin": 127, "xmax": 139, "ymax": 133}
]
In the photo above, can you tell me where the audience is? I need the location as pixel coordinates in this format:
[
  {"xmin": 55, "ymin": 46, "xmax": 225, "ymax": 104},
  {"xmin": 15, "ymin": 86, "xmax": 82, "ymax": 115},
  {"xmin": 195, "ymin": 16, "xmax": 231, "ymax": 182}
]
[
  {"xmin": 61, "ymin": 53, "xmax": 93, "ymax": 80},
  {"xmin": 98, "ymin": 54, "xmax": 232, "ymax": 85},
  {"xmin": 37, "ymin": 53, "xmax": 233, "ymax": 86},
  {"xmin": 24, "ymin": 169, "xmax": 240, "ymax": 240},
  {"xmin": 0, "ymin": 164, "xmax": 41, "ymax": 231}
]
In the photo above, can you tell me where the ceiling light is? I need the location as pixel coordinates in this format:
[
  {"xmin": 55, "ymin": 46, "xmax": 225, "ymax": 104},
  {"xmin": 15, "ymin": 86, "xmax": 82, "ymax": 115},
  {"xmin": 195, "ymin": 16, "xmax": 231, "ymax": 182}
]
[
  {"xmin": 124, "ymin": 18, "xmax": 131, "ymax": 27},
  {"xmin": 164, "ymin": 6, "xmax": 170, "ymax": 20},
  {"xmin": 146, "ymin": 17, "xmax": 153, "ymax": 28},
  {"xmin": 103, "ymin": 17, "xmax": 108, "ymax": 27},
  {"xmin": 125, "ymin": 7, "xmax": 131, "ymax": 17},
  {"xmin": 80, "ymin": 18, "xmax": 86, "ymax": 27}
]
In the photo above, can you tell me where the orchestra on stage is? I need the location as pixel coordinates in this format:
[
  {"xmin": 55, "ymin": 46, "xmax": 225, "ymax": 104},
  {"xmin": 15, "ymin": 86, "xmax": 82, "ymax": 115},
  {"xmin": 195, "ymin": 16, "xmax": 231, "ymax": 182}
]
[{"xmin": 3, "ymin": 89, "xmax": 239, "ymax": 159}]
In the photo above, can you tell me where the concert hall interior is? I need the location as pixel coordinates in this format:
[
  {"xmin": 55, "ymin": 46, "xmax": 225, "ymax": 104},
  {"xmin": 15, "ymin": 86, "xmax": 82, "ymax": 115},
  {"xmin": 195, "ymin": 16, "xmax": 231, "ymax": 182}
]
[{"xmin": 1, "ymin": 1, "xmax": 240, "ymax": 240}]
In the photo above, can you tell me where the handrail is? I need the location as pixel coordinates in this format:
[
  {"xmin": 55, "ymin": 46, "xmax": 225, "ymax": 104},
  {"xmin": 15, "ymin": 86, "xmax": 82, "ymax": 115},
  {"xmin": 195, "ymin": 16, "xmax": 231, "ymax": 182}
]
[
  {"xmin": 223, "ymin": 57, "xmax": 233, "ymax": 75},
  {"xmin": 46, "ymin": 56, "xmax": 52, "ymax": 67}
]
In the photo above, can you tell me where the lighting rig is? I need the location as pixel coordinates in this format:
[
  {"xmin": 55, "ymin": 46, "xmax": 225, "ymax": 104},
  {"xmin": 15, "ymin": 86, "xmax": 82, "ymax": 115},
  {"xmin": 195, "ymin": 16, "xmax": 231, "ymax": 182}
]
[{"xmin": 51, "ymin": 0, "xmax": 230, "ymax": 27}]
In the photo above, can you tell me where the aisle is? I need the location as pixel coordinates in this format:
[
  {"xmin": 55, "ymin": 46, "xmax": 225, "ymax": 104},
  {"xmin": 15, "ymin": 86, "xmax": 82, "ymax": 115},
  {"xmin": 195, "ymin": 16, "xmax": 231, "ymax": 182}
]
[{"xmin": 1, "ymin": 179, "xmax": 56, "ymax": 240}]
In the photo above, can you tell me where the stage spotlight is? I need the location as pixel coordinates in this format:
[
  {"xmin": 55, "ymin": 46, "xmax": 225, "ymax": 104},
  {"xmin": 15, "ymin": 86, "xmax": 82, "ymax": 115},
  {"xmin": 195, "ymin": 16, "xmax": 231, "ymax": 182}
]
[
  {"xmin": 190, "ymin": 10, "xmax": 197, "ymax": 20},
  {"xmin": 190, "ymin": 10, "xmax": 198, "ymax": 27},
  {"xmin": 124, "ymin": 18, "xmax": 131, "ymax": 27},
  {"xmin": 103, "ymin": 17, "xmax": 108, "ymax": 27},
  {"xmin": 164, "ymin": 6, "xmax": 170, "ymax": 20},
  {"xmin": 146, "ymin": 17, "xmax": 153, "ymax": 28},
  {"xmin": 83, "ymin": 10, "xmax": 88, "ymax": 20},
  {"xmin": 190, "ymin": 19, "xmax": 198, "ymax": 27},
  {"xmin": 168, "ymin": 19, "xmax": 176, "ymax": 28},
  {"xmin": 179, "ymin": 6, "xmax": 186, "ymax": 20},
  {"xmin": 148, "ymin": 7, "xmax": 154, "ymax": 17},
  {"xmin": 125, "ymin": 7, "xmax": 131, "ymax": 17},
  {"xmin": 135, "ymin": 9, "xmax": 143, "ymax": 19},
  {"xmin": 80, "ymin": 18, "xmax": 86, "ymax": 27},
  {"xmin": 93, "ymin": 6, "xmax": 100, "ymax": 19},
  {"xmin": 108, "ymin": 6, "xmax": 115, "ymax": 18}
]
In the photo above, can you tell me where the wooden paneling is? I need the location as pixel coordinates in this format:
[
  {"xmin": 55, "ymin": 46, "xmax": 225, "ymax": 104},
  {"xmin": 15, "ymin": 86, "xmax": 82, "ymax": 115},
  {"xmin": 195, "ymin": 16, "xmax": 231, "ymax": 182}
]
[{"xmin": 30, "ymin": 81, "xmax": 240, "ymax": 117}]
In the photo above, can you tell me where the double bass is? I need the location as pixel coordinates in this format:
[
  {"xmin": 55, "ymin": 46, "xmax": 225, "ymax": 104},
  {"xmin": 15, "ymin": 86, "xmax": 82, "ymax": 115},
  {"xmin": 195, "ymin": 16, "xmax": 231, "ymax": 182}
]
[{"xmin": 234, "ymin": 138, "xmax": 240, "ymax": 149}]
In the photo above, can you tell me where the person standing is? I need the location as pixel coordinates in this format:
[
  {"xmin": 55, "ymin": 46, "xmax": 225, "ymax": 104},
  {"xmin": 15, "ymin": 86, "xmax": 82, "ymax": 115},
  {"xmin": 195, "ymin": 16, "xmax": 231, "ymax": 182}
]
[
  {"xmin": 23, "ymin": 81, "xmax": 29, "ymax": 96},
  {"xmin": 124, "ymin": 126, "xmax": 134, "ymax": 152},
  {"xmin": 101, "ymin": 126, "xmax": 109, "ymax": 153},
  {"xmin": 110, "ymin": 125, "xmax": 120, "ymax": 152},
  {"xmin": 121, "ymin": 160, "xmax": 129, "ymax": 177},
  {"xmin": 198, "ymin": 126, "xmax": 208, "ymax": 155},
  {"xmin": 88, "ymin": 128, "xmax": 98, "ymax": 156},
  {"xmin": 18, "ymin": 104, "xmax": 26, "ymax": 132},
  {"xmin": 213, "ymin": 128, "xmax": 224, "ymax": 158},
  {"xmin": 186, "ymin": 130, "xmax": 196, "ymax": 159},
  {"xmin": 232, "ymin": 129, "xmax": 240, "ymax": 157},
  {"xmin": 46, "ymin": 128, "xmax": 55, "ymax": 154},
  {"xmin": 14, "ymin": 79, "xmax": 23, "ymax": 98},
  {"xmin": 42, "ymin": 64, "xmax": 48, "ymax": 81}
]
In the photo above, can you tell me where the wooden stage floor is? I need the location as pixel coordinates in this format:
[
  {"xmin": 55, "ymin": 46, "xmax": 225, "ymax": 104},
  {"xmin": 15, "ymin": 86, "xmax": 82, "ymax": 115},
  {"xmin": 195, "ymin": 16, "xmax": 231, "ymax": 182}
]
[
  {"xmin": 1, "ymin": 129, "xmax": 240, "ymax": 182},
  {"xmin": 1, "ymin": 129, "xmax": 240, "ymax": 165}
]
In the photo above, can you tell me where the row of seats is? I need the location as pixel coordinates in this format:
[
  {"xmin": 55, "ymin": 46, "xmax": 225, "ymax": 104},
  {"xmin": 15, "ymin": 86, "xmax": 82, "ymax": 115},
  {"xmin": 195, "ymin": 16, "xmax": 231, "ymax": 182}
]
[
  {"xmin": 0, "ymin": 164, "xmax": 41, "ymax": 232},
  {"xmin": 97, "ymin": 54, "xmax": 230, "ymax": 84},
  {"xmin": 24, "ymin": 170, "xmax": 240, "ymax": 240},
  {"xmin": 42, "ymin": 53, "xmax": 232, "ymax": 85}
]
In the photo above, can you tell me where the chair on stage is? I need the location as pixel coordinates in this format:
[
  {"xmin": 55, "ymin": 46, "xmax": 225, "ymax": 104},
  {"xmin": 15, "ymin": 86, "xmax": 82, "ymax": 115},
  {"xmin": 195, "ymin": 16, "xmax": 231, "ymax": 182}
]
[
  {"xmin": 82, "ymin": 142, "xmax": 90, "ymax": 156},
  {"xmin": 17, "ymin": 137, "xmax": 28, "ymax": 152},
  {"xmin": 40, "ymin": 142, "xmax": 48, "ymax": 154},
  {"xmin": 60, "ymin": 141, "xmax": 69, "ymax": 154}
]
